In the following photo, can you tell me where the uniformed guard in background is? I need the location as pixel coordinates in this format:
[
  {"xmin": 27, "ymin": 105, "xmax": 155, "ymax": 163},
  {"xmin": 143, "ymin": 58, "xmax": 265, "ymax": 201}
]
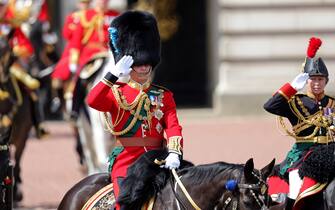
[
  {"xmin": 50, "ymin": 0, "xmax": 92, "ymax": 113},
  {"xmin": 0, "ymin": 0, "xmax": 49, "ymax": 138},
  {"xmin": 264, "ymin": 37, "xmax": 335, "ymax": 210},
  {"xmin": 86, "ymin": 11, "xmax": 184, "ymax": 210},
  {"xmin": 51, "ymin": 0, "xmax": 119, "ymax": 116}
]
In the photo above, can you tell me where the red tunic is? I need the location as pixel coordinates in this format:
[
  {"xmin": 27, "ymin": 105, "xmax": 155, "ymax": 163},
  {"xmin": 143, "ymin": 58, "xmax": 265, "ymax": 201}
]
[
  {"xmin": 86, "ymin": 73, "xmax": 183, "ymax": 201},
  {"xmin": 51, "ymin": 11, "xmax": 81, "ymax": 80},
  {"xmin": 52, "ymin": 9, "xmax": 119, "ymax": 81}
]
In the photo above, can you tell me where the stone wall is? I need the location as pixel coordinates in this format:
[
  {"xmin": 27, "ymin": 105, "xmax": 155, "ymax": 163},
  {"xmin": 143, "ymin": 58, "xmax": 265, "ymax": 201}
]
[{"xmin": 213, "ymin": 0, "xmax": 335, "ymax": 115}]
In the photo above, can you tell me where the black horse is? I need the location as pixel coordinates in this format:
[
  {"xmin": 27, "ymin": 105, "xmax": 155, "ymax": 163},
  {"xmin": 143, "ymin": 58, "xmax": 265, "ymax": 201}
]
[
  {"xmin": 269, "ymin": 143, "xmax": 335, "ymax": 210},
  {"xmin": 0, "ymin": 37, "xmax": 15, "ymax": 210},
  {"xmin": 0, "ymin": 36, "xmax": 35, "ymax": 203},
  {"xmin": 58, "ymin": 149, "xmax": 275, "ymax": 210}
]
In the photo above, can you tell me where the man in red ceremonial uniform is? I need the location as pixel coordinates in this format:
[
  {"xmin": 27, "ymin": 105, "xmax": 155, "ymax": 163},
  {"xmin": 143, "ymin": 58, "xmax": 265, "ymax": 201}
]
[
  {"xmin": 264, "ymin": 37, "xmax": 335, "ymax": 210},
  {"xmin": 86, "ymin": 11, "xmax": 183, "ymax": 209},
  {"xmin": 54, "ymin": 0, "xmax": 119, "ymax": 79},
  {"xmin": 51, "ymin": 0, "xmax": 119, "ymax": 113},
  {"xmin": 50, "ymin": 0, "xmax": 91, "ymax": 112},
  {"xmin": 51, "ymin": 0, "xmax": 91, "ymax": 82}
]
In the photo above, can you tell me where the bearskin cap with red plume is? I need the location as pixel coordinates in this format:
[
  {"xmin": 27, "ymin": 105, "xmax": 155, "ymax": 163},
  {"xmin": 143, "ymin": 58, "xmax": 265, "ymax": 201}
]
[{"xmin": 304, "ymin": 37, "xmax": 328, "ymax": 78}]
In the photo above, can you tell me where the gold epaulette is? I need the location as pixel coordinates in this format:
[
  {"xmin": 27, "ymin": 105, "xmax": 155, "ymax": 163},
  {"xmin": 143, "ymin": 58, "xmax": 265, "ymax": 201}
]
[{"xmin": 10, "ymin": 65, "xmax": 40, "ymax": 90}]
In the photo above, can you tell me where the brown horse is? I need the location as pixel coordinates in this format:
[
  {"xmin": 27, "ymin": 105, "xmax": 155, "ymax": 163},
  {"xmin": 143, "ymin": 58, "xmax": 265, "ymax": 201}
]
[{"xmin": 59, "ymin": 149, "xmax": 275, "ymax": 210}]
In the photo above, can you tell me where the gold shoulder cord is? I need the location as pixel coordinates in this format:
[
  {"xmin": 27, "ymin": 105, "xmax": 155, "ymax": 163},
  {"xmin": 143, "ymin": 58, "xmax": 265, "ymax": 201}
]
[
  {"xmin": 103, "ymin": 86, "xmax": 150, "ymax": 136},
  {"xmin": 279, "ymin": 96, "xmax": 330, "ymax": 140},
  {"xmin": 78, "ymin": 11, "xmax": 102, "ymax": 44},
  {"xmin": 278, "ymin": 116, "xmax": 319, "ymax": 140}
]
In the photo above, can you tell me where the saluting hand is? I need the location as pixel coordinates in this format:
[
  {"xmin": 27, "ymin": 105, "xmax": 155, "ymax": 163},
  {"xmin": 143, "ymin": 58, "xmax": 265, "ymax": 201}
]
[
  {"xmin": 291, "ymin": 73, "xmax": 309, "ymax": 91},
  {"xmin": 111, "ymin": 55, "xmax": 134, "ymax": 77}
]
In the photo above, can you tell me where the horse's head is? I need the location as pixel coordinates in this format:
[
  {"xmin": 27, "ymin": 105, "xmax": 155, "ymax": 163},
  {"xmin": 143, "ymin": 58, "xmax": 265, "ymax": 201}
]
[
  {"xmin": 216, "ymin": 158, "xmax": 275, "ymax": 210},
  {"xmin": 238, "ymin": 158, "xmax": 275, "ymax": 210}
]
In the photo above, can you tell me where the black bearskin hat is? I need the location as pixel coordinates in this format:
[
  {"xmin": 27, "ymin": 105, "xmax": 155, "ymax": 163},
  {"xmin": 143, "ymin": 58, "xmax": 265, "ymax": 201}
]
[
  {"xmin": 108, "ymin": 11, "xmax": 161, "ymax": 68},
  {"xmin": 303, "ymin": 37, "xmax": 328, "ymax": 78}
]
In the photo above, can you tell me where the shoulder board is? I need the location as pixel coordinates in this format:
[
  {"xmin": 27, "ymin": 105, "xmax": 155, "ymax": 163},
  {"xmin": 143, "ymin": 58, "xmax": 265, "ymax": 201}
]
[
  {"xmin": 151, "ymin": 84, "xmax": 170, "ymax": 92},
  {"xmin": 295, "ymin": 93, "xmax": 307, "ymax": 97}
]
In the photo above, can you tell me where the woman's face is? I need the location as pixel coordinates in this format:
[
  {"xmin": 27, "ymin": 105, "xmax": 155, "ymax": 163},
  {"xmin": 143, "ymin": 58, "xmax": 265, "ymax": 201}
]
[
  {"xmin": 307, "ymin": 76, "xmax": 327, "ymax": 95},
  {"xmin": 130, "ymin": 64, "xmax": 152, "ymax": 84}
]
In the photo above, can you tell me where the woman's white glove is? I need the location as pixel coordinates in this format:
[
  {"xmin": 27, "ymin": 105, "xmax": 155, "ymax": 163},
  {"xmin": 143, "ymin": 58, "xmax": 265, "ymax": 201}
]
[
  {"xmin": 164, "ymin": 153, "xmax": 180, "ymax": 170},
  {"xmin": 290, "ymin": 73, "xmax": 309, "ymax": 91},
  {"xmin": 110, "ymin": 55, "xmax": 133, "ymax": 77}
]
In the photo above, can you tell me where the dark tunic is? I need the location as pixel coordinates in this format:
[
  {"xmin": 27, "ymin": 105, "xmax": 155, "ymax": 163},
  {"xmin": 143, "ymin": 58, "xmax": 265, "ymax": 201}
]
[{"xmin": 264, "ymin": 83, "xmax": 335, "ymax": 177}]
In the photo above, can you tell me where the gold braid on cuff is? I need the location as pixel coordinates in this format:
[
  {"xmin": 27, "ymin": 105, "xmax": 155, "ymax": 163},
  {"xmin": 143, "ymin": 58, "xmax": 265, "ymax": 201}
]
[{"xmin": 167, "ymin": 136, "xmax": 183, "ymax": 155}]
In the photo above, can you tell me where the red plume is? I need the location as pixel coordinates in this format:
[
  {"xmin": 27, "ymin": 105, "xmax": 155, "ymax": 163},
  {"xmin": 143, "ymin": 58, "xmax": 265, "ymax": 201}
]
[{"xmin": 307, "ymin": 37, "xmax": 322, "ymax": 58}]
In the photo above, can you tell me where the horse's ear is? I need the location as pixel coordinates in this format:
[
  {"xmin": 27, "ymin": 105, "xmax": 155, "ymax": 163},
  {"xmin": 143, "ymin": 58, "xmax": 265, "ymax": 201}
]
[
  {"xmin": 244, "ymin": 158, "xmax": 254, "ymax": 180},
  {"xmin": 261, "ymin": 158, "xmax": 276, "ymax": 179}
]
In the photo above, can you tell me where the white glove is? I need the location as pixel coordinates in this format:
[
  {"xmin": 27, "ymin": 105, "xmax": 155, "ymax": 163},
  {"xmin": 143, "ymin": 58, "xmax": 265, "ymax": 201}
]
[
  {"xmin": 290, "ymin": 73, "xmax": 309, "ymax": 91},
  {"xmin": 164, "ymin": 153, "xmax": 180, "ymax": 170},
  {"xmin": 110, "ymin": 55, "xmax": 133, "ymax": 77},
  {"xmin": 42, "ymin": 32, "xmax": 58, "ymax": 44},
  {"xmin": 69, "ymin": 64, "xmax": 78, "ymax": 73}
]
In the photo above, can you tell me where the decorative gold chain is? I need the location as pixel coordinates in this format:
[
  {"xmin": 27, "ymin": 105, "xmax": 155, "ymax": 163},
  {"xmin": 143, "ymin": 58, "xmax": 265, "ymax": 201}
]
[
  {"xmin": 278, "ymin": 116, "xmax": 320, "ymax": 140},
  {"xmin": 112, "ymin": 85, "xmax": 146, "ymax": 110},
  {"xmin": 296, "ymin": 97, "xmax": 310, "ymax": 116},
  {"xmin": 103, "ymin": 92, "xmax": 148, "ymax": 136},
  {"xmin": 280, "ymin": 96, "xmax": 332, "ymax": 140},
  {"xmin": 289, "ymin": 96, "xmax": 328, "ymax": 127}
]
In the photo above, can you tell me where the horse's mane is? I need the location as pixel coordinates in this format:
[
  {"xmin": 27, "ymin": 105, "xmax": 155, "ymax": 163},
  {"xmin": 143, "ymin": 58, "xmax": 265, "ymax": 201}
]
[
  {"xmin": 118, "ymin": 149, "xmax": 191, "ymax": 210},
  {"xmin": 179, "ymin": 162, "xmax": 244, "ymax": 185},
  {"xmin": 117, "ymin": 149, "xmax": 247, "ymax": 210}
]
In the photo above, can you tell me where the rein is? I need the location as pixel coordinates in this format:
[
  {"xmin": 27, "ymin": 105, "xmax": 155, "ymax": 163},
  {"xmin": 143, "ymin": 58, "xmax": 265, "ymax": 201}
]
[{"xmin": 171, "ymin": 168, "xmax": 201, "ymax": 210}]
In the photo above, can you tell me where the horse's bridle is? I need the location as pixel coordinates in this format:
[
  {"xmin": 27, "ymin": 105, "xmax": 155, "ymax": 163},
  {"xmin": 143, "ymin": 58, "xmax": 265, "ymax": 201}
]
[{"xmin": 219, "ymin": 171, "xmax": 269, "ymax": 210}]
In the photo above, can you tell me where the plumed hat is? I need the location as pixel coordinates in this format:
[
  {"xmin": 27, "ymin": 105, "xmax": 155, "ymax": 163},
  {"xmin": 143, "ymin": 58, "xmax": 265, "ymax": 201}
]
[
  {"xmin": 108, "ymin": 10, "xmax": 161, "ymax": 68},
  {"xmin": 303, "ymin": 37, "xmax": 328, "ymax": 77}
]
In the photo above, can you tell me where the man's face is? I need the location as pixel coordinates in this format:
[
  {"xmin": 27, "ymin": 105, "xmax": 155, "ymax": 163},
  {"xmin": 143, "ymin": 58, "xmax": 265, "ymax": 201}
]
[
  {"xmin": 130, "ymin": 64, "xmax": 152, "ymax": 84},
  {"xmin": 307, "ymin": 75, "xmax": 327, "ymax": 95}
]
